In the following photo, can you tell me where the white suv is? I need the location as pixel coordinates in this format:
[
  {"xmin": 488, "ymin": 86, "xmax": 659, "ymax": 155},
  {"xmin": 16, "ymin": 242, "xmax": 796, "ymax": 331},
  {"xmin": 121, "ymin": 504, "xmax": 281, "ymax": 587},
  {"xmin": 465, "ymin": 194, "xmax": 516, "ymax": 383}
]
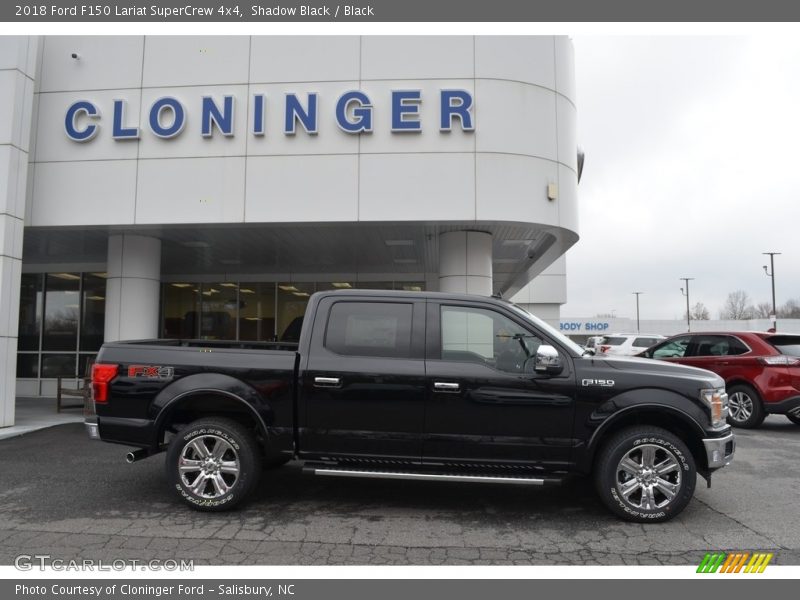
[{"xmin": 598, "ymin": 334, "xmax": 665, "ymax": 356}]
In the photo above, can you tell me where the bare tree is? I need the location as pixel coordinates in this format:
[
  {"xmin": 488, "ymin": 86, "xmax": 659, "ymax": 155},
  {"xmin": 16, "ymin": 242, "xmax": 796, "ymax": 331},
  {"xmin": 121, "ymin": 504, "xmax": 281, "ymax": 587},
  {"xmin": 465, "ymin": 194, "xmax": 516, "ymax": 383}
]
[
  {"xmin": 720, "ymin": 290, "xmax": 755, "ymax": 320},
  {"xmin": 753, "ymin": 302, "xmax": 773, "ymax": 318},
  {"xmin": 779, "ymin": 298, "xmax": 800, "ymax": 318},
  {"xmin": 686, "ymin": 302, "xmax": 710, "ymax": 320}
]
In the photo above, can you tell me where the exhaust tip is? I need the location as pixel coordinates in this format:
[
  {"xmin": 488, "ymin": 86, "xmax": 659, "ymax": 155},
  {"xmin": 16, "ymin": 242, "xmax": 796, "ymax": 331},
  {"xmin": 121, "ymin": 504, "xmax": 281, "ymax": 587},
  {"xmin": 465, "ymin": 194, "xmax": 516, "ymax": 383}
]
[{"xmin": 126, "ymin": 449, "xmax": 149, "ymax": 463}]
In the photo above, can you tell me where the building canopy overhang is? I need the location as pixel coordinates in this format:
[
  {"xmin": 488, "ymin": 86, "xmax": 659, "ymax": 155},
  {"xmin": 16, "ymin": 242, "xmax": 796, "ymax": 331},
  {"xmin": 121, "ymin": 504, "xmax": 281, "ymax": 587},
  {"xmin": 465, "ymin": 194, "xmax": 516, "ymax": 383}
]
[{"xmin": 22, "ymin": 221, "xmax": 578, "ymax": 297}]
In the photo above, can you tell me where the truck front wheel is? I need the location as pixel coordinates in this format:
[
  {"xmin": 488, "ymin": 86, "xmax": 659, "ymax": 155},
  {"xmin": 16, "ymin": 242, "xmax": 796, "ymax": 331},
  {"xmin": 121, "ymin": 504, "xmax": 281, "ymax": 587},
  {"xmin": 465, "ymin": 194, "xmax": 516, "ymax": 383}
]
[
  {"xmin": 166, "ymin": 417, "xmax": 262, "ymax": 511},
  {"xmin": 594, "ymin": 426, "xmax": 696, "ymax": 523}
]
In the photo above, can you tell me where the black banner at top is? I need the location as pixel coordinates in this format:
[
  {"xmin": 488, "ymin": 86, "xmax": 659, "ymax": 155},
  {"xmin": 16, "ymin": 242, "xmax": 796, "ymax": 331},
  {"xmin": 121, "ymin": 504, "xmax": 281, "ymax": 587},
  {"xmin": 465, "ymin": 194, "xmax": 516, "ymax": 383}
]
[{"xmin": 4, "ymin": 0, "xmax": 800, "ymax": 22}]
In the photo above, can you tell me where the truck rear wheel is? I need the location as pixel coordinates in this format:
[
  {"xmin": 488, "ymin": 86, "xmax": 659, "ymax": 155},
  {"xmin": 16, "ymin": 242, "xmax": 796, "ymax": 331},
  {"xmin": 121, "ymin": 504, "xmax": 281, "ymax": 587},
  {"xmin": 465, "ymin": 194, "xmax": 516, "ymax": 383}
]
[
  {"xmin": 166, "ymin": 417, "xmax": 262, "ymax": 511},
  {"xmin": 594, "ymin": 426, "xmax": 696, "ymax": 523}
]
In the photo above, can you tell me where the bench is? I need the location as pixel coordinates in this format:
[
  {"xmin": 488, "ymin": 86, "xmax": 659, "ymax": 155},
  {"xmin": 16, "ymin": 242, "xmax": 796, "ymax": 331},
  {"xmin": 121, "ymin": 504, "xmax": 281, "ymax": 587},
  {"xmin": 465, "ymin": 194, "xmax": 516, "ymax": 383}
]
[{"xmin": 56, "ymin": 362, "xmax": 93, "ymax": 412}]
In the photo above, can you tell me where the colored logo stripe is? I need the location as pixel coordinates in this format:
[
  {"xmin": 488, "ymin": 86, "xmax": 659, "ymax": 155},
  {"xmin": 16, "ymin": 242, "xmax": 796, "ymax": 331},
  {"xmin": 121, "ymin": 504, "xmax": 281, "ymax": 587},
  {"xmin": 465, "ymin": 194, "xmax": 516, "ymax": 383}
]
[
  {"xmin": 697, "ymin": 551, "xmax": 773, "ymax": 573},
  {"xmin": 745, "ymin": 553, "xmax": 773, "ymax": 573},
  {"xmin": 697, "ymin": 552, "xmax": 726, "ymax": 573},
  {"xmin": 719, "ymin": 552, "xmax": 747, "ymax": 573}
]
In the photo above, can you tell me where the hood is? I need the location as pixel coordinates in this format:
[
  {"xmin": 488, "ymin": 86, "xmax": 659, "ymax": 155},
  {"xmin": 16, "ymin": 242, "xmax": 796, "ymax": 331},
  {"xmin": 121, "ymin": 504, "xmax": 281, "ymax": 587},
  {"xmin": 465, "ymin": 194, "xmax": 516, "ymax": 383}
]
[{"xmin": 589, "ymin": 355, "xmax": 724, "ymax": 388}]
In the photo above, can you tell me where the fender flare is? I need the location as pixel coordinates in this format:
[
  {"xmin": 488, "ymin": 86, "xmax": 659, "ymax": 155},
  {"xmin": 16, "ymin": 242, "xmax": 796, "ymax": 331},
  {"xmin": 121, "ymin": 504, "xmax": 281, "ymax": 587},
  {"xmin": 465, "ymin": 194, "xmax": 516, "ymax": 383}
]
[
  {"xmin": 151, "ymin": 374, "xmax": 272, "ymax": 448},
  {"xmin": 580, "ymin": 393, "xmax": 709, "ymax": 471}
]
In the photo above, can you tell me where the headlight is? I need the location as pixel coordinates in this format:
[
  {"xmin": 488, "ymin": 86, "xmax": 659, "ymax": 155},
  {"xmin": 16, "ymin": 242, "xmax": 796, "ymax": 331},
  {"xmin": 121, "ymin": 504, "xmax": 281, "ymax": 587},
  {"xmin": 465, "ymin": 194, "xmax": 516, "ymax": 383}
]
[{"xmin": 701, "ymin": 387, "xmax": 728, "ymax": 428}]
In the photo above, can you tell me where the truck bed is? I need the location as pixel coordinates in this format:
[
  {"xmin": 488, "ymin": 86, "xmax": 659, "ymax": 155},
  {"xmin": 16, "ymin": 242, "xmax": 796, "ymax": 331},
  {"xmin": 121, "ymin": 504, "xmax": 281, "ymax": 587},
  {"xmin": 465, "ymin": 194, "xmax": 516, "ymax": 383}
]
[{"xmin": 92, "ymin": 340, "xmax": 299, "ymax": 451}]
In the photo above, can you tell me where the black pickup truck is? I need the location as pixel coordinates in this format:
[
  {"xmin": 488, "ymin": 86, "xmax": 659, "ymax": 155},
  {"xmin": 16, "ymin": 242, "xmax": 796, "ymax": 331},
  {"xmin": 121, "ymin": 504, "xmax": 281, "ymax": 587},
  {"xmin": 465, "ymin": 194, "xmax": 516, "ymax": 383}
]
[{"xmin": 85, "ymin": 290, "xmax": 734, "ymax": 522}]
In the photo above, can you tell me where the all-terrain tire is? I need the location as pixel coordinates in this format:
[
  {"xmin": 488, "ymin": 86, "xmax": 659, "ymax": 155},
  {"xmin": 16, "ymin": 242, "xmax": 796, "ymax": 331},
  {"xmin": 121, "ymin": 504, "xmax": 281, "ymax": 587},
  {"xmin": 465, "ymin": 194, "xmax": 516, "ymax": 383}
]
[
  {"xmin": 166, "ymin": 417, "xmax": 262, "ymax": 511},
  {"xmin": 594, "ymin": 426, "xmax": 696, "ymax": 523}
]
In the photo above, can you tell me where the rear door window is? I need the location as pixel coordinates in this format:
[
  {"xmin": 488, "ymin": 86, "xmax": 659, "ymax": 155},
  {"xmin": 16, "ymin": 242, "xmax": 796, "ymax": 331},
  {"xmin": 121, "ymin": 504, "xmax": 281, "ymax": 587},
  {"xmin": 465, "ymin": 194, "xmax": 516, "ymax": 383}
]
[
  {"xmin": 603, "ymin": 337, "xmax": 627, "ymax": 346},
  {"xmin": 633, "ymin": 337, "xmax": 660, "ymax": 348},
  {"xmin": 766, "ymin": 335, "xmax": 800, "ymax": 357},
  {"xmin": 325, "ymin": 301, "xmax": 414, "ymax": 359},
  {"xmin": 725, "ymin": 336, "xmax": 750, "ymax": 355},
  {"xmin": 690, "ymin": 335, "xmax": 734, "ymax": 357},
  {"xmin": 688, "ymin": 335, "xmax": 749, "ymax": 357}
]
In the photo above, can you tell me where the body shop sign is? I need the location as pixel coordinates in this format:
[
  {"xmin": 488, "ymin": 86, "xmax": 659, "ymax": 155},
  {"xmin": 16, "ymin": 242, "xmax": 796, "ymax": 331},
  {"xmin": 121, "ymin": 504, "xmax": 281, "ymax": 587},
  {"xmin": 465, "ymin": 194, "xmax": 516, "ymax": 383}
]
[{"xmin": 560, "ymin": 322, "xmax": 611, "ymax": 332}]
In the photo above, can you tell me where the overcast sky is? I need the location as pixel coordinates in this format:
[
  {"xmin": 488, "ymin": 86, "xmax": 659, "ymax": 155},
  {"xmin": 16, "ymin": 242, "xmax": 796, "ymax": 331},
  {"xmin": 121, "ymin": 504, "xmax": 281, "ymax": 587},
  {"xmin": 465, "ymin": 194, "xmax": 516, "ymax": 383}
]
[{"xmin": 561, "ymin": 36, "xmax": 800, "ymax": 320}]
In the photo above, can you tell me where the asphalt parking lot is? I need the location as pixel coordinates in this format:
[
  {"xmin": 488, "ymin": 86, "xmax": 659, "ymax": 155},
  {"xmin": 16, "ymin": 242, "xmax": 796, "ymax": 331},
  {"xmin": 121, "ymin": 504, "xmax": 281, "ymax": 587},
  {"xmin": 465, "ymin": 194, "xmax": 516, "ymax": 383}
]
[{"xmin": 0, "ymin": 419, "xmax": 799, "ymax": 566}]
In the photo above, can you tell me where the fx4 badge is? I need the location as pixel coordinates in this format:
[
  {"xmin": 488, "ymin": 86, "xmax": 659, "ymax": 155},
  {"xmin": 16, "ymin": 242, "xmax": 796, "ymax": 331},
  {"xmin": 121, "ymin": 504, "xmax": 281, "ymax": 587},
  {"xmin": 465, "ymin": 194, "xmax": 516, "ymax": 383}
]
[
  {"xmin": 582, "ymin": 379, "xmax": 615, "ymax": 387},
  {"xmin": 128, "ymin": 365, "xmax": 175, "ymax": 380}
]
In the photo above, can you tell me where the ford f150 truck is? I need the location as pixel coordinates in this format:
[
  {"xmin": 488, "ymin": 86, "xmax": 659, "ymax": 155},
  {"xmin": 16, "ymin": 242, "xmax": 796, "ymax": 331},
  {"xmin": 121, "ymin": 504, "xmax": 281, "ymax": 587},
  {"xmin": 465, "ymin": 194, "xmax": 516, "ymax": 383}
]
[{"xmin": 85, "ymin": 290, "xmax": 735, "ymax": 522}]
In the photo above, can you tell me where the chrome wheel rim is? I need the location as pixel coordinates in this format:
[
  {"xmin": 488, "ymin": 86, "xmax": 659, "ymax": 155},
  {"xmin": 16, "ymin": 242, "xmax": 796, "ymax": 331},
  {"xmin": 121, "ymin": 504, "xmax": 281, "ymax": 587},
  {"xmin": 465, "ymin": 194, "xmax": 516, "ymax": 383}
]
[
  {"xmin": 728, "ymin": 391, "xmax": 753, "ymax": 423},
  {"xmin": 179, "ymin": 435, "xmax": 240, "ymax": 499},
  {"xmin": 615, "ymin": 444, "xmax": 682, "ymax": 511}
]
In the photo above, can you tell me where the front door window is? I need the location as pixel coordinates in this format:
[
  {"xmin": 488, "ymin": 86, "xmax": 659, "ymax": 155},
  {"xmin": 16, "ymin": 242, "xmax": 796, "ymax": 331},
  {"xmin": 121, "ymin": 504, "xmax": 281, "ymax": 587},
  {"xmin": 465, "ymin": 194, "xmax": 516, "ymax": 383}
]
[{"xmin": 440, "ymin": 305, "xmax": 544, "ymax": 374}]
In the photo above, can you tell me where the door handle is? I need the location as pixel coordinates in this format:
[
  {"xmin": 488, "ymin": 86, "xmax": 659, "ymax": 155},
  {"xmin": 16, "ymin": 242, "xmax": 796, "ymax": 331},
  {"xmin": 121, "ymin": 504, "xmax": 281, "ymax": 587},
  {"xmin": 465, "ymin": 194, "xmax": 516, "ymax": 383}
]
[
  {"xmin": 314, "ymin": 376, "xmax": 342, "ymax": 388},
  {"xmin": 434, "ymin": 382, "xmax": 460, "ymax": 393}
]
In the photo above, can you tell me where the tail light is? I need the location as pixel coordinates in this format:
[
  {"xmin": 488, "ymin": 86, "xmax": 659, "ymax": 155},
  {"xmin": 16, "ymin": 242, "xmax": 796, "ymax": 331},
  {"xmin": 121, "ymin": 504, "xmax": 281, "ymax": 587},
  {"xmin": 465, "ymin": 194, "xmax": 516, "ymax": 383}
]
[
  {"xmin": 600, "ymin": 345, "xmax": 611, "ymax": 354},
  {"xmin": 758, "ymin": 355, "xmax": 800, "ymax": 367},
  {"xmin": 91, "ymin": 363, "xmax": 119, "ymax": 403}
]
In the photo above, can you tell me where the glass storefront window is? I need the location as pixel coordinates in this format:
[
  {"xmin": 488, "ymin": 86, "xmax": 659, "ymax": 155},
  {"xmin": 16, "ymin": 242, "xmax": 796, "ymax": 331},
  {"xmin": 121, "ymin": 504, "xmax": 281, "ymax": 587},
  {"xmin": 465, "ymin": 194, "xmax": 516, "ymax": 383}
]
[
  {"xmin": 18, "ymin": 271, "xmax": 107, "ymax": 380},
  {"xmin": 79, "ymin": 354, "xmax": 97, "ymax": 379},
  {"xmin": 40, "ymin": 353, "xmax": 76, "ymax": 378},
  {"xmin": 16, "ymin": 354, "xmax": 39, "ymax": 378},
  {"xmin": 17, "ymin": 274, "xmax": 43, "ymax": 351},
  {"xmin": 199, "ymin": 283, "xmax": 238, "ymax": 340},
  {"xmin": 80, "ymin": 273, "xmax": 106, "ymax": 352},
  {"xmin": 354, "ymin": 281, "xmax": 393, "ymax": 290},
  {"xmin": 277, "ymin": 283, "xmax": 315, "ymax": 342},
  {"xmin": 395, "ymin": 281, "xmax": 425, "ymax": 292},
  {"xmin": 42, "ymin": 273, "xmax": 80, "ymax": 351},
  {"xmin": 239, "ymin": 283, "xmax": 276, "ymax": 341},
  {"xmin": 17, "ymin": 275, "xmax": 427, "ymax": 383},
  {"xmin": 161, "ymin": 283, "xmax": 201, "ymax": 338}
]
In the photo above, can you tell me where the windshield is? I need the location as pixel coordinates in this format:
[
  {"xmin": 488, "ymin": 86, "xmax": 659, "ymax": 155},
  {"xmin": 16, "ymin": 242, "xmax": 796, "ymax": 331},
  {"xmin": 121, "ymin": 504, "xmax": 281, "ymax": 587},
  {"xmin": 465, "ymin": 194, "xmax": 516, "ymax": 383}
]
[{"xmin": 508, "ymin": 304, "xmax": 585, "ymax": 355}]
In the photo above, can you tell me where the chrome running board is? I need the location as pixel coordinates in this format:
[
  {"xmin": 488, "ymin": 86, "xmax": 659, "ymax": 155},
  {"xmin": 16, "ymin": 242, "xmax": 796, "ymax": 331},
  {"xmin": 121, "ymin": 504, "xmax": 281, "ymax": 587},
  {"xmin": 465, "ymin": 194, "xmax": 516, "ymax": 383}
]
[{"xmin": 306, "ymin": 466, "xmax": 554, "ymax": 486}]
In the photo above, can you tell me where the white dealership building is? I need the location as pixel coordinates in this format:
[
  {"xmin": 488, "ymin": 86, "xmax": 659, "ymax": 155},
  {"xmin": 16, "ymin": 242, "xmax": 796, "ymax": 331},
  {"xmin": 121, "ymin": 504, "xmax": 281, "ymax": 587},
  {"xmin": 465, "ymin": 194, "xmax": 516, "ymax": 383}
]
[{"xmin": 0, "ymin": 35, "xmax": 579, "ymax": 426}]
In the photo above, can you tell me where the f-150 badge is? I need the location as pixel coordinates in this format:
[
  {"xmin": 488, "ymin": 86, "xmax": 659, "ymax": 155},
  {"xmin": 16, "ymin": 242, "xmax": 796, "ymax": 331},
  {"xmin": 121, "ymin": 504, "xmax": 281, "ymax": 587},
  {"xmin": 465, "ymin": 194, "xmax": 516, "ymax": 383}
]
[{"xmin": 582, "ymin": 379, "xmax": 615, "ymax": 387}]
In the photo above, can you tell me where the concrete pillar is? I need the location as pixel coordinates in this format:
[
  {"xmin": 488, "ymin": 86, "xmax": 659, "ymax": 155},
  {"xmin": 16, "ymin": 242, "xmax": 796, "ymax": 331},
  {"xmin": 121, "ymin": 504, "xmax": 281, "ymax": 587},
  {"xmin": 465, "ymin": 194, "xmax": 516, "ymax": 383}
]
[
  {"xmin": 438, "ymin": 231, "xmax": 493, "ymax": 296},
  {"xmin": 0, "ymin": 37, "xmax": 38, "ymax": 428},
  {"xmin": 105, "ymin": 234, "xmax": 162, "ymax": 342}
]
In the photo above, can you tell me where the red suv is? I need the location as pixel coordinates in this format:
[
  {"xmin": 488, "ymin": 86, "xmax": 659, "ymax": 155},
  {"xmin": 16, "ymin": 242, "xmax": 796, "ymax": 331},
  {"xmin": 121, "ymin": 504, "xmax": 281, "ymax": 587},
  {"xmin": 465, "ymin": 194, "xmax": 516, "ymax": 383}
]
[{"xmin": 640, "ymin": 332, "xmax": 800, "ymax": 428}]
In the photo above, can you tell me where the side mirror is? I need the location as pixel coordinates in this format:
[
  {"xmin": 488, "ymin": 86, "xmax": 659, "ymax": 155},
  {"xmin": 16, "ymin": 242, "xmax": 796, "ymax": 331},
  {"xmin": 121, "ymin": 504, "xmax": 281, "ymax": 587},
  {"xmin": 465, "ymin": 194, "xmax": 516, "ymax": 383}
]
[{"xmin": 534, "ymin": 344, "xmax": 563, "ymax": 375}]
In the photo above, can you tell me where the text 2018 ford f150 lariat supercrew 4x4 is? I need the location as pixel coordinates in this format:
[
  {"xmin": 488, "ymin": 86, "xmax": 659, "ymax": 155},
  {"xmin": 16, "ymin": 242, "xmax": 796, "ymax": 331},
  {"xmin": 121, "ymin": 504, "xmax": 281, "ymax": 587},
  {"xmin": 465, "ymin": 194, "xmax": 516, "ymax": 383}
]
[{"xmin": 85, "ymin": 290, "xmax": 735, "ymax": 522}]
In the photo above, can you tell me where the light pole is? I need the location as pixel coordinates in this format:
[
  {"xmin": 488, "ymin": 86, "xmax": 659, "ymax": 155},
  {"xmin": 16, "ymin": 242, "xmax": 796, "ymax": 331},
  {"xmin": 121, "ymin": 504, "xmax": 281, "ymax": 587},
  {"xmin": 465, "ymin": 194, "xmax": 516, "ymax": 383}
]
[
  {"xmin": 680, "ymin": 278, "xmax": 694, "ymax": 332},
  {"xmin": 632, "ymin": 292, "xmax": 643, "ymax": 333},
  {"xmin": 763, "ymin": 252, "xmax": 781, "ymax": 331}
]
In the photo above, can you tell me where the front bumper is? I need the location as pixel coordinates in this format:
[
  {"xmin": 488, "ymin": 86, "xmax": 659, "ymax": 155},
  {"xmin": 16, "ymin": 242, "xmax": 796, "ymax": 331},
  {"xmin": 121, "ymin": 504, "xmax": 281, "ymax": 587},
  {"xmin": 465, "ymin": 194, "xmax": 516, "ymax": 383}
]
[{"xmin": 702, "ymin": 431, "xmax": 735, "ymax": 469}]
